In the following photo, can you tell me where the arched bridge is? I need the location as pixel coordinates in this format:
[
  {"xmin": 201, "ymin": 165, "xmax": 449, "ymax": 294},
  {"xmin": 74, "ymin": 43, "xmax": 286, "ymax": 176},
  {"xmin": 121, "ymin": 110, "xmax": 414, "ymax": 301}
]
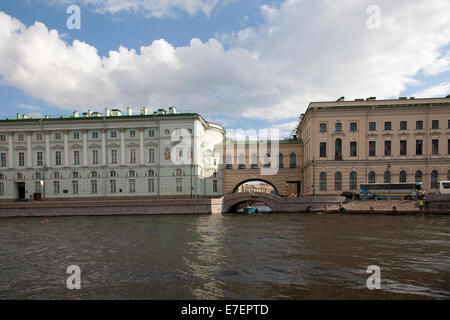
[{"xmin": 222, "ymin": 192, "xmax": 340, "ymax": 213}]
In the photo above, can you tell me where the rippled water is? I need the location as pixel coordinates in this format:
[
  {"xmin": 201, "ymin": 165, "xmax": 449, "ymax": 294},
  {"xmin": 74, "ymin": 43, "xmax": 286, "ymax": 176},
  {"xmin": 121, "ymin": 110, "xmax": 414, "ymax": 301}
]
[{"xmin": 0, "ymin": 212, "xmax": 449, "ymax": 299}]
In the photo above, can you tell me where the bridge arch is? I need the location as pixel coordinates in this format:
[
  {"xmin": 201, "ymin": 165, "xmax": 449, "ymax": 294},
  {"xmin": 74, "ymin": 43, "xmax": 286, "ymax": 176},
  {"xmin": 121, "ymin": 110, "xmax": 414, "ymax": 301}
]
[{"xmin": 222, "ymin": 192, "xmax": 282, "ymax": 213}]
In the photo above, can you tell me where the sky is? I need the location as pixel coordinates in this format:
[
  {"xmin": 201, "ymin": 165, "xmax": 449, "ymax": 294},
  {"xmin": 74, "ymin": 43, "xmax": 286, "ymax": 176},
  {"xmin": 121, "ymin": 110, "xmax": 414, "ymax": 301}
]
[{"xmin": 0, "ymin": 0, "xmax": 449, "ymax": 137}]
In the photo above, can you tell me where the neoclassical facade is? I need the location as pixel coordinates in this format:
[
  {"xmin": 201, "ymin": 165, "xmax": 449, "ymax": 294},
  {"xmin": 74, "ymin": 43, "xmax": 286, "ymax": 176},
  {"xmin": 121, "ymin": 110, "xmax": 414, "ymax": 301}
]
[
  {"xmin": 0, "ymin": 108, "xmax": 225, "ymax": 201},
  {"xmin": 296, "ymin": 96, "xmax": 450, "ymax": 195}
]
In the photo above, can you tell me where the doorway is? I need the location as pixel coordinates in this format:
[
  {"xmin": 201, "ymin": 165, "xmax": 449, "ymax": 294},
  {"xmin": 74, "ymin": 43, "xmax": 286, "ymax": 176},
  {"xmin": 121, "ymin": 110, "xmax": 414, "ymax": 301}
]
[
  {"xmin": 286, "ymin": 181, "xmax": 301, "ymax": 196},
  {"xmin": 16, "ymin": 182, "xmax": 25, "ymax": 200}
]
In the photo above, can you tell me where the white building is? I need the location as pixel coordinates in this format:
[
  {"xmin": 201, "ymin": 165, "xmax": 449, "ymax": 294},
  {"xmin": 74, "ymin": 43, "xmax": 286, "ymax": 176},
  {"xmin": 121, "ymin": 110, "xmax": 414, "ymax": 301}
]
[{"xmin": 0, "ymin": 107, "xmax": 225, "ymax": 201}]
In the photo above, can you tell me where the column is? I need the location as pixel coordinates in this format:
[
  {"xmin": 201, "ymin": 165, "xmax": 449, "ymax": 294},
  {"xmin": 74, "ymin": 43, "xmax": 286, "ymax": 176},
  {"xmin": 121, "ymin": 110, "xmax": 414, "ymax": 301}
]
[
  {"xmin": 139, "ymin": 128, "xmax": 144, "ymax": 165},
  {"xmin": 120, "ymin": 128, "xmax": 125, "ymax": 166},
  {"xmin": 101, "ymin": 129, "xmax": 106, "ymax": 166},
  {"xmin": 8, "ymin": 132, "xmax": 13, "ymax": 169},
  {"xmin": 64, "ymin": 130, "xmax": 69, "ymax": 167},
  {"xmin": 83, "ymin": 130, "xmax": 88, "ymax": 166},
  {"xmin": 26, "ymin": 132, "xmax": 32, "ymax": 168},
  {"xmin": 45, "ymin": 131, "xmax": 50, "ymax": 167}
]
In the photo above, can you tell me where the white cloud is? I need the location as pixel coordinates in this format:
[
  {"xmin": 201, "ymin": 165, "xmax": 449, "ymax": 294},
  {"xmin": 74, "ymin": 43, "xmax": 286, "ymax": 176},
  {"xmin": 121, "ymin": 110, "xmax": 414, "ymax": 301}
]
[
  {"xmin": 413, "ymin": 82, "xmax": 450, "ymax": 98},
  {"xmin": 422, "ymin": 54, "xmax": 450, "ymax": 76},
  {"xmin": 0, "ymin": 0, "xmax": 450, "ymax": 122},
  {"xmin": 48, "ymin": 0, "xmax": 232, "ymax": 18}
]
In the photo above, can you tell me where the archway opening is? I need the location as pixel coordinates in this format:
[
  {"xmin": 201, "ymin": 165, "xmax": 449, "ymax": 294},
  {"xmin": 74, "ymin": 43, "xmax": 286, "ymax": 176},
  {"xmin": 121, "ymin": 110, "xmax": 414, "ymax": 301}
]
[
  {"xmin": 233, "ymin": 179, "xmax": 278, "ymax": 195},
  {"xmin": 229, "ymin": 200, "xmax": 274, "ymax": 214}
]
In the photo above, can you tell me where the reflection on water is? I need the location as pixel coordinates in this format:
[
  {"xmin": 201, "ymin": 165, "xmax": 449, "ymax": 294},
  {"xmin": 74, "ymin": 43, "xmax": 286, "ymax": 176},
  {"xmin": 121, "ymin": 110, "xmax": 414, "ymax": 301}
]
[{"xmin": 0, "ymin": 213, "xmax": 449, "ymax": 299}]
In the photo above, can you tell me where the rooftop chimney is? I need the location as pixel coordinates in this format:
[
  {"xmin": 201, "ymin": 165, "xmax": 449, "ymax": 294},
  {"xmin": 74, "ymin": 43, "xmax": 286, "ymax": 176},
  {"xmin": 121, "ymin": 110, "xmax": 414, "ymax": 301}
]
[{"xmin": 105, "ymin": 108, "xmax": 111, "ymax": 117}]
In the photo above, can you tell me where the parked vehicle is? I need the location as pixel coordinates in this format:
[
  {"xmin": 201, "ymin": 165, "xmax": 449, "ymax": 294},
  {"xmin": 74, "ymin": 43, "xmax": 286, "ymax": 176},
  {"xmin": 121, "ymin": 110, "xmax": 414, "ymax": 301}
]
[
  {"xmin": 439, "ymin": 181, "xmax": 450, "ymax": 195},
  {"xmin": 360, "ymin": 183, "xmax": 425, "ymax": 200}
]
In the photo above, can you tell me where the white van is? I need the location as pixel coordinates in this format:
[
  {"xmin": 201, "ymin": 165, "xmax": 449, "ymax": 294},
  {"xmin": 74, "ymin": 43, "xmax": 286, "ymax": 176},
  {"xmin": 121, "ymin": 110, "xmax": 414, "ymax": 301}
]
[{"xmin": 438, "ymin": 181, "xmax": 450, "ymax": 195}]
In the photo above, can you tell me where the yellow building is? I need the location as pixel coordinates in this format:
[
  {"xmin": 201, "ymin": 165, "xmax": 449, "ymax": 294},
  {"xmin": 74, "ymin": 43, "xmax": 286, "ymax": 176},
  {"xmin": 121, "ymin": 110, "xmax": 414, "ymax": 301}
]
[{"xmin": 296, "ymin": 96, "xmax": 450, "ymax": 195}]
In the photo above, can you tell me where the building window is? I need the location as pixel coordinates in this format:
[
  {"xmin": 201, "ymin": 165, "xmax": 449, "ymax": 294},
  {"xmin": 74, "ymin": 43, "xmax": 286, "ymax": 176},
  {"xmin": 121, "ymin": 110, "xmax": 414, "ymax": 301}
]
[
  {"xmin": 432, "ymin": 140, "xmax": 439, "ymax": 155},
  {"xmin": 0, "ymin": 182, "xmax": 4, "ymax": 196},
  {"xmin": 111, "ymin": 149, "xmax": 118, "ymax": 164},
  {"xmin": 176, "ymin": 178, "xmax": 183, "ymax": 192},
  {"xmin": 334, "ymin": 172, "xmax": 342, "ymax": 190},
  {"xmin": 238, "ymin": 154, "xmax": 245, "ymax": 169},
  {"xmin": 334, "ymin": 139, "xmax": 342, "ymax": 160},
  {"xmin": 72, "ymin": 171, "xmax": 80, "ymax": 179},
  {"xmin": 129, "ymin": 179, "xmax": 136, "ymax": 193},
  {"xmin": 290, "ymin": 153, "xmax": 296, "ymax": 168},
  {"xmin": 431, "ymin": 170, "xmax": 439, "ymax": 188},
  {"xmin": 384, "ymin": 121, "xmax": 392, "ymax": 131},
  {"xmin": 18, "ymin": 152, "xmax": 25, "ymax": 167},
  {"xmin": 72, "ymin": 180, "xmax": 79, "ymax": 194},
  {"xmin": 447, "ymin": 170, "xmax": 450, "ymax": 181},
  {"xmin": 1, "ymin": 152, "xmax": 7, "ymax": 167},
  {"xmin": 147, "ymin": 169, "xmax": 156, "ymax": 177},
  {"xmin": 448, "ymin": 120, "xmax": 450, "ymax": 129},
  {"xmin": 130, "ymin": 148, "xmax": 136, "ymax": 164},
  {"xmin": 0, "ymin": 134, "xmax": 5, "ymax": 142},
  {"xmin": 350, "ymin": 172, "xmax": 357, "ymax": 190},
  {"xmin": 53, "ymin": 172, "xmax": 61, "ymax": 179},
  {"xmin": 369, "ymin": 122, "xmax": 376, "ymax": 131},
  {"xmin": 432, "ymin": 120, "xmax": 439, "ymax": 130},
  {"xmin": 149, "ymin": 148, "xmax": 155, "ymax": 163},
  {"xmin": 148, "ymin": 129, "xmax": 155, "ymax": 137},
  {"xmin": 335, "ymin": 123, "xmax": 342, "ymax": 132},
  {"xmin": 110, "ymin": 180, "xmax": 116, "ymax": 193},
  {"xmin": 226, "ymin": 154, "xmax": 233, "ymax": 169},
  {"xmin": 148, "ymin": 178, "xmax": 155, "ymax": 193},
  {"xmin": 263, "ymin": 153, "xmax": 270, "ymax": 168},
  {"xmin": 92, "ymin": 131, "xmax": 99, "ymax": 139},
  {"xmin": 278, "ymin": 153, "xmax": 284, "ymax": 168},
  {"xmin": 416, "ymin": 120, "xmax": 424, "ymax": 130},
  {"xmin": 400, "ymin": 140, "xmax": 407, "ymax": 156},
  {"xmin": 91, "ymin": 180, "xmax": 98, "ymax": 194},
  {"xmin": 350, "ymin": 122, "xmax": 357, "ymax": 132},
  {"xmin": 129, "ymin": 130, "xmax": 136, "ymax": 138},
  {"xmin": 54, "ymin": 132, "xmax": 61, "ymax": 140},
  {"xmin": 165, "ymin": 129, "xmax": 170, "ymax": 135},
  {"xmin": 36, "ymin": 133, "xmax": 43, "ymax": 141},
  {"xmin": 251, "ymin": 153, "xmax": 258, "ymax": 169},
  {"xmin": 319, "ymin": 123, "xmax": 327, "ymax": 132},
  {"xmin": 415, "ymin": 170, "xmax": 422, "ymax": 183},
  {"xmin": 368, "ymin": 171, "xmax": 376, "ymax": 183},
  {"xmin": 34, "ymin": 181, "xmax": 41, "ymax": 193},
  {"xmin": 213, "ymin": 180, "xmax": 218, "ymax": 193},
  {"xmin": 399, "ymin": 121, "xmax": 407, "ymax": 130},
  {"xmin": 37, "ymin": 152, "xmax": 43, "ymax": 166},
  {"xmin": 129, "ymin": 170, "xmax": 136, "ymax": 177},
  {"xmin": 91, "ymin": 171, "xmax": 98, "ymax": 178},
  {"xmin": 55, "ymin": 151, "xmax": 62, "ymax": 166},
  {"xmin": 17, "ymin": 173, "xmax": 23, "ymax": 180},
  {"xmin": 384, "ymin": 171, "xmax": 391, "ymax": 183},
  {"xmin": 320, "ymin": 142, "xmax": 327, "ymax": 158},
  {"xmin": 73, "ymin": 150, "xmax": 80, "ymax": 165},
  {"xmin": 110, "ymin": 131, "xmax": 117, "ymax": 139},
  {"xmin": 350, "ymin": 141, "xmax": 357, "ymax": 157},
  {"xmin": 18, "ymin": 134, "xmax": 24, "ymax": 141},
  {"xmin": 73, "ymin": 132, "xmax": 80, "ymax": 140},
  {"xmin": 448, "ymin": 139, "xmax": 450, "ymax": 155},
  {"xmin": 384, "ymin": 141, "xmax": 391, "ymax": 156},
  {"xmin": 92, "ymin": 150, "xmax": 99, "ymax": 165},
  {"xmin": 369, "ymin": 141, "xmax": 376, "ymax": 157},
  {"xmin": 110, "ymin": 170, "xmax": 117, "ymax": 178},
  {"xmin": 53, "ymin": 181, "xmax": 60, "ymax": 195},
  {"xmin": 174, "ymin": 169, "xmax": 184, "ymax": 176},
  {"xmin": 319, "ymin": 172, "xmax": 327, "ymax": 190},
  {"xmin": 399, "ymin": 171, "xmax": 407, "ymax": 183},
  {"xmin": 416, "ymin": 140, "xmax": 423, "ymax": 155}
]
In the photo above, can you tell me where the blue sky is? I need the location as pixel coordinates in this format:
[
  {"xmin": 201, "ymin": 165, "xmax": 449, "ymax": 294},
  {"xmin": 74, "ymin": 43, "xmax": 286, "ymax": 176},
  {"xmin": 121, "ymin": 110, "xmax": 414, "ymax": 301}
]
[{"xmin": 0, "ymin": 0, "xmax": 449, "ymax": 137}]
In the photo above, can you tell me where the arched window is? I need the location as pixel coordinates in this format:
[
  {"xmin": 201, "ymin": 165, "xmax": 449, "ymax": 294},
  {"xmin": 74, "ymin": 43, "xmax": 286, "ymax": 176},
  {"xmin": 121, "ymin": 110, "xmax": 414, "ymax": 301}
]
[
  {"xmin": 238, "ymin": 154, "xmax": 245, "ymax": 169},
  {"xmin": 399, "ymin": 171, "xmax": 407, "ymax": 183},
  {"xmin": 335, "ymin": 172, "xmax": 342, "ymax": 190},
  {"xmin": 350, "ymin": 172, "xmax": 357, "ymax": 190},
  {"xmin": 91, "ymin": 171, "xmax": 98, "ymax": 178},
  {"xmin": 226, "ymin": 154, "xmax": 232, "ymax": 169},
  {"xmin": 147, "ymin": 169, "xmax": 156, "ymax": 177},
  {"xmin": 129, "ymin": 170, "xmax": 136, "ymax": 177},
  {"xmin": 251, "ymin": 153, "xmax": 258, "ymax": 169},
  {"xmin": 319, "ymin": 172, "xmax": 327, "ymax": 190},
  {"xmin": 110, "ymin": 170, "xmax": 117, "ymax": 178},
  {"xmin": 290, "ymin": 153, "xmax": 296, "ymax": 168},
  {"xmin": 278, "ymin": 153, "xmax": 284, "ymax": 168},
  {"xmin": 335, "ymin": 139, "xmax": 342, "ymax": 160},
  {"xmin": 368, "ymin": 171, "xmax": 376, "ymax": 184},
  {"xmin": 415, "ymin": 170, "xmax": 422, "ymax": 183},
  {"xmin": 384, "ymin": 171, "xmax": 391, "ymax": 183},
  {"xmin": 431, "ymin": 170, "xmax": 438, "ymax": 188},
  {"xmin": 263, "ymin": 153, "xmax": 270, "ymax": 168}
]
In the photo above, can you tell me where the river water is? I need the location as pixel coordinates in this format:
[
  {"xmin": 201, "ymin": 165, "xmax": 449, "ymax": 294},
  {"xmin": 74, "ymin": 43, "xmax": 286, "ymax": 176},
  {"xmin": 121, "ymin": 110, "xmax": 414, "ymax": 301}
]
[{"xmin": 0, "ymin": 212, "xmax": 449, "ymax": 299}]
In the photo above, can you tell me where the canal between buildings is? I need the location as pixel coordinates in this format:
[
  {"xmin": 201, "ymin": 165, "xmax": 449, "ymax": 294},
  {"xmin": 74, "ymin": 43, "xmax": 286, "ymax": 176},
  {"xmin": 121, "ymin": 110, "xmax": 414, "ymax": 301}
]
[{"xmin": 0, "ymin": 212, "xmax": 449, "ymax": 299}]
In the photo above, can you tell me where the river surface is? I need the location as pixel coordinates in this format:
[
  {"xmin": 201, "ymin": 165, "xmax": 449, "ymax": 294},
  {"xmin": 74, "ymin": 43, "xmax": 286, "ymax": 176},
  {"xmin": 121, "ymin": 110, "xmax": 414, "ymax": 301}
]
[{"xmin": 0, "ymin": 211, "xmax": 449, "ymax": 299}]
